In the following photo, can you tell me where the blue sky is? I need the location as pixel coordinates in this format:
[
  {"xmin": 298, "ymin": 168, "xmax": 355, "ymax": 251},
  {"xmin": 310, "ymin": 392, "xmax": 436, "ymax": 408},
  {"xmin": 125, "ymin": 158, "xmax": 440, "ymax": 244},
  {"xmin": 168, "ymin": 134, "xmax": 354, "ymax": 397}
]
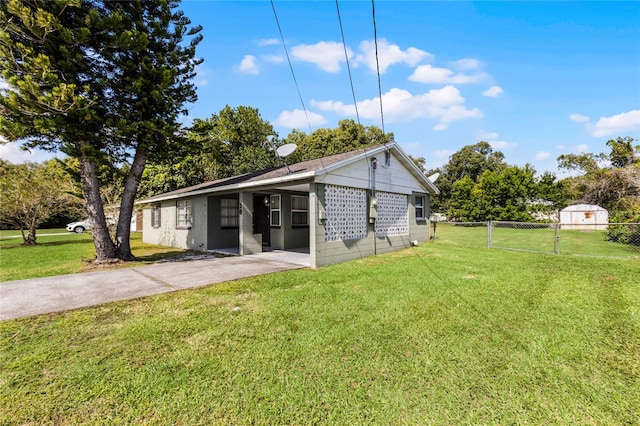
[{"xmin": 2, "ymin": 1, "xmax": 639, "ymax": 176}]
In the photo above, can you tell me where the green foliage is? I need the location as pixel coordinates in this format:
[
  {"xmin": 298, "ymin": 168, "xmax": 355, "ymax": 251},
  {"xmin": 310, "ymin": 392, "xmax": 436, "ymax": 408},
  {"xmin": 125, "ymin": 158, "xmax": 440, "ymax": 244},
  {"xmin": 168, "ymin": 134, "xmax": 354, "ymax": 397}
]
[
  {"xmin": 558, "ymin": 136, "xmax": 640, "ymax": 214},
  {"xmin": 449, "ymin": 164, "xmax": 567, "ymax": 222},
  {"xmin": 0, "ymin": 160, "xmax": 83, "ymax": 244},
  {"xmin": 429, "ymin": 141, "xmax": 507, "ymax": 212},
  {"xmin": 285, "ymin": 119, "xmax": 392, "ymax": 164},
  {"xmin": 1, "ymin": 0, "xmax": 202, "ymax": 260}
]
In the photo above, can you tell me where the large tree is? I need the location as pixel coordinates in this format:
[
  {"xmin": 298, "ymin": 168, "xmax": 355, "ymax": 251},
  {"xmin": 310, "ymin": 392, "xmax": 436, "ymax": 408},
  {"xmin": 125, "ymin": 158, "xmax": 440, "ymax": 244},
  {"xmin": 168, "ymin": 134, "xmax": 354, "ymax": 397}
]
[
  {"xmin": 428, "ymin": 141, "xmax": 507, "ymax": 212},
  {"xmin": 0, "ymin": 160, "xmax": 83, "ymax": 244},
  {"xmin": 557, "ymin": 136, "xmax": 640, "ymax": 213},
  {"xmin": 285, "ymin": 119, "xmax": 392, "ymax": 164},
  {"xmin": 0, "ymin": 0, "xmax": 201, "ymax": 261}
]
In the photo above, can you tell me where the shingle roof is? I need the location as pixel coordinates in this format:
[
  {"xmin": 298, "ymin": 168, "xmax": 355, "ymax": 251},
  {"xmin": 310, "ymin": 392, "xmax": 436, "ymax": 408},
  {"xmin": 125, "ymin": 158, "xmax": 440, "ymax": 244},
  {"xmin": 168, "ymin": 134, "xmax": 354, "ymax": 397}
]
[{"xmin": 141, "ymin": 144, "xmax": 385, "ymax": 202}]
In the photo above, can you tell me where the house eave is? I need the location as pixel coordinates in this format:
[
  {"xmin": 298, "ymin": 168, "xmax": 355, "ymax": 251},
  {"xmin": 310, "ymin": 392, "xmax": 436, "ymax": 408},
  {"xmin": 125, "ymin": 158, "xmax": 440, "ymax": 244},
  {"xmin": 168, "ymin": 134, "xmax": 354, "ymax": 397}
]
[{"xmin": 136, "ymin": 170, "xmax": 316, "ymax": 204}]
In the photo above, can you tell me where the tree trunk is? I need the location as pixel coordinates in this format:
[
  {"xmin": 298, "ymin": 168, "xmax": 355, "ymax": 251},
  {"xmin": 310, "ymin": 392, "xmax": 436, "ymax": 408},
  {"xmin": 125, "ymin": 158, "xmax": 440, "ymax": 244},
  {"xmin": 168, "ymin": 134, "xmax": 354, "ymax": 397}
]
[
  {"xmin": 23, "ymin": 227, "xmax": 37, "ymax": 245},
  {"xmin": 115, "ymin": 145, "xmax": 148, "ymax": 260},
  {"xmin": 79, "ymin": 152, "xmax": 117, "ymax": 262}
]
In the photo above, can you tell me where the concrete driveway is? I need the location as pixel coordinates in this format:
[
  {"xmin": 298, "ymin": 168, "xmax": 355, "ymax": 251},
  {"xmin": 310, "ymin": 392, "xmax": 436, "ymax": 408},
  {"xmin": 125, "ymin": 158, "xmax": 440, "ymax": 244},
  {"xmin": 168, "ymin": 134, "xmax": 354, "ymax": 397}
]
[{"xmin": 0, "ymin": 251, "xmax": 309, "ymax": 321}]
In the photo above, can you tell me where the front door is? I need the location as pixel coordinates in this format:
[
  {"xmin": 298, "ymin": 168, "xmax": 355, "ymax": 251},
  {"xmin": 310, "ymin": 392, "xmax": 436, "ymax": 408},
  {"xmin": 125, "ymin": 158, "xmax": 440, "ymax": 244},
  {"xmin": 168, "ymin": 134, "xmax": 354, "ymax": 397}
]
[{"xmin": 253, "ymin": 195, "xmax": 270, "ymax": 247}]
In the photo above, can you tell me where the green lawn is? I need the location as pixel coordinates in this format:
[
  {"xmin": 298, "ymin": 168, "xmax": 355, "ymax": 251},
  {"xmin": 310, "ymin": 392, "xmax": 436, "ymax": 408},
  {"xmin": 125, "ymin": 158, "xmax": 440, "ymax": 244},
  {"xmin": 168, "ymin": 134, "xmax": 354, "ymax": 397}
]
[
  {"xmin": 437, "ymin": 222, "xmax": 640, "ymax": 258},
  {"xmin": 1, "ymin": 240, "xmax": 638, "ymax": 424},
  {"xmin": 0, "ymin": 230, "xmax": 184, "ymax": 281}
]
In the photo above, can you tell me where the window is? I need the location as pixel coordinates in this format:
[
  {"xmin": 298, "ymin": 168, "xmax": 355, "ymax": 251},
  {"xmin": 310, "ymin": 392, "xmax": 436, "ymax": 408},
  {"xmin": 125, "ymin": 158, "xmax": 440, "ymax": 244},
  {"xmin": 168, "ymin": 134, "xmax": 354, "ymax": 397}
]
[
  {"xmin": 270, "ymin": 195, "xmax": 281, "ymax": 227},
  {"xmin": 415, "ymin": 195, "xmax": 425, "ymax": 220},
  {"xmin": 151, "ymin": 203, "xmax": 161, "ymax": 228},
  {"xmin": 291, "ymin": 195, "xmax": 309, "ymax": 226},
  {"xmin": 176, "ymin": 200, "xmax": 192, "ymax": 228},
  {"xmin": 220, "ymin": 198, "xmax": 239, "ymax": 227}
]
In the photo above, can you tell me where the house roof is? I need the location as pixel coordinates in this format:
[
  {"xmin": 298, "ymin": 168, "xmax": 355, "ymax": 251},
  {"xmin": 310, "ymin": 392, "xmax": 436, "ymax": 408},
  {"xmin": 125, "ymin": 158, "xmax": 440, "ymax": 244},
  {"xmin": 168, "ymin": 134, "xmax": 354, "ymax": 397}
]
[{"xmin": 138, "ymin": 142, "xmax": 439, "ymax": 203}]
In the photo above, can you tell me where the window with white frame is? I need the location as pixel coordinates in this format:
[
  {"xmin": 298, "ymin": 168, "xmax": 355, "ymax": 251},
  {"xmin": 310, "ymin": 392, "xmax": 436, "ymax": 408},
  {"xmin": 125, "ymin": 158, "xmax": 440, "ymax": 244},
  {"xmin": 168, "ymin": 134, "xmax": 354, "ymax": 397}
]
[
  {"xmin": 151, "ymin": 203, "xmax": 161, "ymax": 228},
  {"xmin": 415, "ymin": 195, "xmax": 425, "ymax": 220},
  {"xmin": 220, "ymin": 198, "xmax": 239, "ymax": 227},
  {"xmin": 270, "ymin": 195, "xmax": 281, "ymax": 227},
  {"xmin": 291, "ymin": 195, "xmax": 308, "ymax": 226},
  {"xmin": 176, "ymin": 200, "xmax": 192, "ymax": 228}
]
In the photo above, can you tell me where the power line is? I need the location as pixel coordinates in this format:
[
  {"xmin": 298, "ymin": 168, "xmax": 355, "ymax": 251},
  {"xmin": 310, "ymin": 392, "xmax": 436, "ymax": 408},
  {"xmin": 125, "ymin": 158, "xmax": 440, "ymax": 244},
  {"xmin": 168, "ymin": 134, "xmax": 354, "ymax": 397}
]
[
  {"xmin": 371, "ymin": 0, "xmax": 386, "ymax": 137},
  {"xmin": 335, "ymin": 0, "xmax": 360, "ymax": 126},
  {"xmin": 270, "ymin": 0, "xmax": 313, "ymax": 134}
]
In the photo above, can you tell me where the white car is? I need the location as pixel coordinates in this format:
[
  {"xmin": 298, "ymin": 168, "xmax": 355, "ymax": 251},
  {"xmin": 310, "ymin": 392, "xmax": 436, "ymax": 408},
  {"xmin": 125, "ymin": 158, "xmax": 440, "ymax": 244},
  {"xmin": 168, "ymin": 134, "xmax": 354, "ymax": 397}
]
[
  {"xmin": 67, "ymin": 217, "xmax": 115, "ymax": 233},
  {"xmin": 66, "ymin": 220, "xmax": 92, "ymax": 233}
]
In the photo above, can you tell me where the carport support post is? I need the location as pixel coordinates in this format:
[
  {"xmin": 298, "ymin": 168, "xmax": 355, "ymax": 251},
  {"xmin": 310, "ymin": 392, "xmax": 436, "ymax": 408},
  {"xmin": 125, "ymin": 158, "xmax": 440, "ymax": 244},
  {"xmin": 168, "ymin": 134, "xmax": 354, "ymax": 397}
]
[{"xmin": 239, "ymin": 191, "xmax": 262, "ymax": 255}]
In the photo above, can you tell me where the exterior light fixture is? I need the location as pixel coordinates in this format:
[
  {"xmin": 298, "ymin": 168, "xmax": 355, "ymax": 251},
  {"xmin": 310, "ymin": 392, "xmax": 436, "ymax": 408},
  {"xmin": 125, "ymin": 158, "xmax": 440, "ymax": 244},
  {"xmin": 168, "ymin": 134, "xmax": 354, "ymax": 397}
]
[{"xmin": 263, "ymin": 195, "xmax": 270, "ymax": 206}]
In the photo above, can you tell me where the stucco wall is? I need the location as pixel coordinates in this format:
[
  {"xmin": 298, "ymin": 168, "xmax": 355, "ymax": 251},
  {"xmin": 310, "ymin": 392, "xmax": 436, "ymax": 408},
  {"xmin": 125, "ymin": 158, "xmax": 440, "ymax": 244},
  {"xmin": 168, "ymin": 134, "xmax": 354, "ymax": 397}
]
[
  {"xmin": 207, "ymin": 196, "xmax": 239, "ymax": 249},
  {"xmin": 141, "ymin": 195, "xmax": 208, "ymax": 251},
  {"xmin": 309, "ymin": 184, "xmax": 432, "ymax": 268},
  {"xmin": 270, "ymin": 192, "xmax": 310, "ymax": 250}
]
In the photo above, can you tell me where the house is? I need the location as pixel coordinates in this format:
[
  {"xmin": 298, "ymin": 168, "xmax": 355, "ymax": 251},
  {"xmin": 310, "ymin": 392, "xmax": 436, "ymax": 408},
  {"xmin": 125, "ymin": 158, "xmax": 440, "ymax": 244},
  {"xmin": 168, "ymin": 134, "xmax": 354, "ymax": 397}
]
[
  {"xmin": 138, "ymin": 142, "xmax": 439, "ymax": 268},
  {"xmin": 559, "ymin": 204, "xmax": 609, "ymax": 230}
]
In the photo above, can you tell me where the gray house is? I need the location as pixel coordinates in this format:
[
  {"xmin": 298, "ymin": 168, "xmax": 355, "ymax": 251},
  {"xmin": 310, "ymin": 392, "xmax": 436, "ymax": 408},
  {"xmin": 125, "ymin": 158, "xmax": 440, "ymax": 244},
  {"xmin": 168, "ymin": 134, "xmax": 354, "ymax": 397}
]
[{"xmin": 139, "ymin": 142, "xmax": 439, "ymax": 268}]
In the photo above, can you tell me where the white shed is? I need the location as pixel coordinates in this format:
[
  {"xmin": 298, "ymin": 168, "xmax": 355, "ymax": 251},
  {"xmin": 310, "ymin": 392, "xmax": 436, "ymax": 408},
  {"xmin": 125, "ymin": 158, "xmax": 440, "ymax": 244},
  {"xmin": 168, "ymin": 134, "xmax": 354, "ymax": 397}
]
[{"xmin": 559, "ymin": 204, "xmax": 608, "ymax": 230}]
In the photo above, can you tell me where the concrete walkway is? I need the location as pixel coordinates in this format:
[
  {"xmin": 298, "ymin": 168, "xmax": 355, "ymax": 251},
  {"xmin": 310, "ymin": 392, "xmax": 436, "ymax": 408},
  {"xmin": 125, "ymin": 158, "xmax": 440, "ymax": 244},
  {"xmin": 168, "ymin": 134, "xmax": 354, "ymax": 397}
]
[{"xmin": 0, "ymin": 251, "xmax": 310, "ymax": 321}]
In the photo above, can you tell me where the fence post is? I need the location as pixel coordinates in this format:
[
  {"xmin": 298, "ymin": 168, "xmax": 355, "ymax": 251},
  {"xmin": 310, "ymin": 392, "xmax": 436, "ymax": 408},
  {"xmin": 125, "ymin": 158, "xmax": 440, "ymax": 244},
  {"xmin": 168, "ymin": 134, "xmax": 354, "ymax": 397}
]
[
  {"xmin": 487, "ymin": 220, "xmax": 492, "ymax": 248},
  {"xmin": 553, "ymin": 223, "xmax": 560, "ymax": 254}
]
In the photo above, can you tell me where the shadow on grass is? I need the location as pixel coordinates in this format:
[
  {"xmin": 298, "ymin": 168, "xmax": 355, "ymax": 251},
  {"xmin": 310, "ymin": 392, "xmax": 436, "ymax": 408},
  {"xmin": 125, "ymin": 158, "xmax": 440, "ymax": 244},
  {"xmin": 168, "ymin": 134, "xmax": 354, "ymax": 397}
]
[{"xmin": 0, "ymin": 238, "xmax": 94, "ymax": 250}]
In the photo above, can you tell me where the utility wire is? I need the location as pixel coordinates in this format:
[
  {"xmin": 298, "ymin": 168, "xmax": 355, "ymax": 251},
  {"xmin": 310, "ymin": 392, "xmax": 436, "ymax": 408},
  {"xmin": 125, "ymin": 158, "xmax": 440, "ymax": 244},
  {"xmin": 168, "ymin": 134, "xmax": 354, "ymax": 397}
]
[
  {"xmin": 371, "ymin": 0, "xmax": 386, "ymax": 138},
  {"xmin": 270, "ymin": 0, "xmax": 313, "ymax": 134},
  {"xmin": 335, "ymin": 0, "xmax": 360, "ymax": 126}
]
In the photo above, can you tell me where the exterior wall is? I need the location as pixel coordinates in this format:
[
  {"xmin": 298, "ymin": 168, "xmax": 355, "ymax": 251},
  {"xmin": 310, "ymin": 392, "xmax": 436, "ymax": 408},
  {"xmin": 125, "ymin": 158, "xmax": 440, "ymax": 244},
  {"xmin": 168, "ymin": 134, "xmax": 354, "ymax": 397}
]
[
  {"xmin": 317, "ymin": 150, "xmax": 427, "ymax": 195},
  {"xmin": 207, "ymin": 196, "xmax": 239, "ymax": 250},
  {"xmin": 310, "ymin": 183, "xmax": 432, "ymax": 268},
  {"xmin": 270, "ymin": 192, "xmax": 310, "ymax": 250},
  {"xmin": 141, "ymin": 195, "xmax": 208, "ymax": 251},
  {"xmin": 560, "ymin": 207, "xmax": 609, "ymax": 230}
]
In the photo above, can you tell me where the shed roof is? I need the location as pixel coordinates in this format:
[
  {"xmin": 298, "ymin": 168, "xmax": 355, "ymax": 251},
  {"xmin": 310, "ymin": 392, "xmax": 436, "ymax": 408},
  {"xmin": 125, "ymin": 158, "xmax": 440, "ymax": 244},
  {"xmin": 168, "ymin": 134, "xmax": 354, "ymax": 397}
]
[
  {"xmin": 561, "ymin": 204, "xmax": 607, "ymax": 212},
  {"xmin": 138, "ymin": 142, "xmax": 439, "ymax": 204}
]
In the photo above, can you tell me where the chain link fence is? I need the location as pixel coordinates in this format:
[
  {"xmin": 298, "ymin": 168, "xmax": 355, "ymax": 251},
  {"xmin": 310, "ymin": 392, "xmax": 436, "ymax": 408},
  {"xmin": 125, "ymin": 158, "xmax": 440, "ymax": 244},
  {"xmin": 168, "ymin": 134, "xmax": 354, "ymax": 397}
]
[{"xmin": 432, "ymin": 221, "xmax": 640, "ymax": 259}]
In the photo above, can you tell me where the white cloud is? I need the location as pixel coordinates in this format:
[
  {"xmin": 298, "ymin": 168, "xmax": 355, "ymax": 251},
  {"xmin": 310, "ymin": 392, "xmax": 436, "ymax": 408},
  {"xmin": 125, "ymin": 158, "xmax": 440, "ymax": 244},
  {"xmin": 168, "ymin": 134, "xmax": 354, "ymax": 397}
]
[
  {"xmin": 434, "ymin": 149, "xmax": 453, "ymax": 158},
  {"xmin": 0, "ymin": 140, "xmax": 57, "ymax": 164},
  {"xmin": 569, "ymin": 113, "xmax": 589, "ymax": 123},
  {"xmin": 291, "ymin": 41, "xmax": 351, "ymax": 73},
  {"xmin": 451, "ymin": 58, "xmax": 481, "ymax": 70},
  {"xmin": 238, "ymin": 55, "xmax": 259, "ymax": 75},
  {"xmin": 275, "ymin": 109, "xmax": 328, "ymax": 128},
  {"xmin": 194, "ymin": 64, "xmax": 212, "ymax": 87},
  {"xmin": 258, "ymin": 38, "xmax": 279, "ymax": 47},
  {"xmin": 591, "ymin": 110, "xmax": 640, "ymax": 137},
  {"xmin": 262, "ymin": 54, "xmax": 284, "ymax": 63},
  {"xmin": 535, "ymin": 151, "xmax": 551, "ymax": 160},
  {"xmin": 482, "ymin": 85, "xmax": 503, "ymax": 97},
  {"xmin": 0, "ymin": 78, "xmax": 9, "ymax": 92},
  {"xmin": 409, "ymin": 64, "xmax": 488, "ymax": 85},
  {"xmin": 577, "ymin": 144, "xmax": 589, "ymax": 152},
  {"xmin": 478, "ymin": 130, "xmax": 499, "ymax": 140},
  {"xmin": 433, "ymin": 124, "xmax": 448, "ymax": 131},
  {"xmin": 354, "ymin": 39, "xmax": 432, "ymax": 74},
  {"xmin": 489, "ymin": 140, "xmax": 516, "ymax": 149},
  {"xmin": 312, "ymin": 85, "xmax": 482, "ymax": 129}
]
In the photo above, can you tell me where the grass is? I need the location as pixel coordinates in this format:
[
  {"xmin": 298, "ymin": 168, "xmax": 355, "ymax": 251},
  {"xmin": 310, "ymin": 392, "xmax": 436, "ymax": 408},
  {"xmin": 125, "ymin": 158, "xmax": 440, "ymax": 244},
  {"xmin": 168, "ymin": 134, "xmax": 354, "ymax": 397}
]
[
  {"xmin": 0, "ymin": 230, "xmax": 184, "ymax": 281},
  {"xmin": 438, "ymin": 222, "xmax": 640, "ymax": 258},
  {"xmin": 1, "ymin": 240, "xmax": 638, "ymax": 424}
]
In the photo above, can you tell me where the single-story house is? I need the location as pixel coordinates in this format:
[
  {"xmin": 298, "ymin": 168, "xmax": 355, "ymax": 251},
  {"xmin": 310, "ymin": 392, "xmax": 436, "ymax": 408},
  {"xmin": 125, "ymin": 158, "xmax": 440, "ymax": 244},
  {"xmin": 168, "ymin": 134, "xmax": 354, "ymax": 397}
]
[
  {"xmin": 559, "ymin": 204, "xmax": 609, "ymax": 230},
  {"xmin": 138, "ymin": 142, "xmax": 439, "ymax": 268}
]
